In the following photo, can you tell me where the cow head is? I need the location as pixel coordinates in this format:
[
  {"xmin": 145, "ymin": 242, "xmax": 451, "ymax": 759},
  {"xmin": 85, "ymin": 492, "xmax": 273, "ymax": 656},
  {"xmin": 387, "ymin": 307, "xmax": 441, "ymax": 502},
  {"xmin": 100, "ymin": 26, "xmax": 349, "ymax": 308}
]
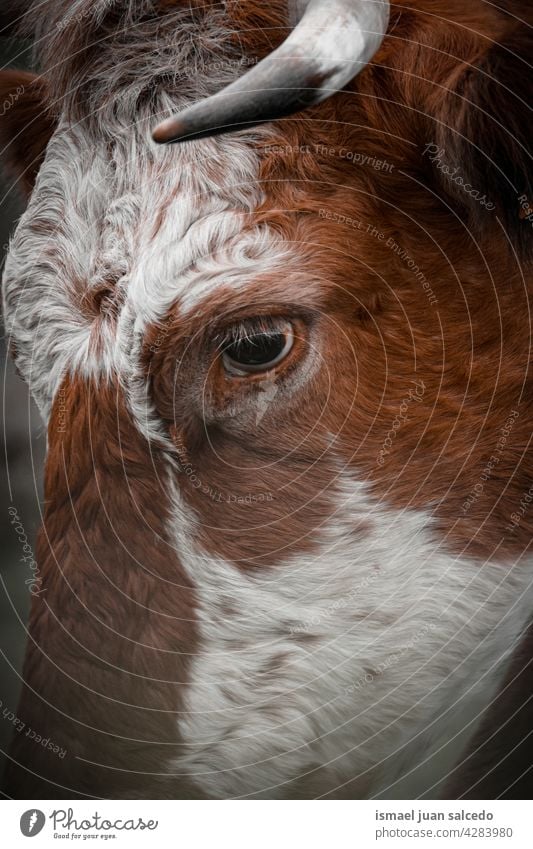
[{"xmin": 1, "ymin": 0, "xmax": 532, "ymax": 799}]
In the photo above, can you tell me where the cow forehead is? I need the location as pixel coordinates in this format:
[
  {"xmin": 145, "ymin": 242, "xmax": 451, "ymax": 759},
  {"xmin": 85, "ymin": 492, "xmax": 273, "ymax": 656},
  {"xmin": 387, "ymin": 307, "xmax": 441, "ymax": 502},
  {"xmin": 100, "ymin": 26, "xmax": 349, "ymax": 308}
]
[{"xmin": 2, "ymin": 120, "xmax": 303, "ymax": 420}]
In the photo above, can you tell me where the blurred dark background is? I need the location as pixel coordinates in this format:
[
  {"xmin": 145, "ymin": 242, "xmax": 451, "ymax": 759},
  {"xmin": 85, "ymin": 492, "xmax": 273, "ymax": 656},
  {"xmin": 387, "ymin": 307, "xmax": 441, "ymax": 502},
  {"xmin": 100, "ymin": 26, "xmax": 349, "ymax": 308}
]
[{"xmin": 0, "ymin": 37, "xmax": 45, "ymax": 780}]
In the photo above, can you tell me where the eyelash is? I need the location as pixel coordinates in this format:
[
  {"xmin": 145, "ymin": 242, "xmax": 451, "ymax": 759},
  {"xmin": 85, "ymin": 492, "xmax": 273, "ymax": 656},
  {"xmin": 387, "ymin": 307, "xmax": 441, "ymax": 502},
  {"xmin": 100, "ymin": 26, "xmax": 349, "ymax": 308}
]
[{"xmin": 215, "ymin": 317, "xmax": 284, "ymax": 351}]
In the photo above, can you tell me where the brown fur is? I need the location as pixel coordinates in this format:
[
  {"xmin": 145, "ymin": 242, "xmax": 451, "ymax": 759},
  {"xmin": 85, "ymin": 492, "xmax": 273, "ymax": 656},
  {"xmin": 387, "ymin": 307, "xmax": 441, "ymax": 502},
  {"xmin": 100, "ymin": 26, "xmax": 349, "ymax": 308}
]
[
  {"xmin": 3, "ymin": 376, "xmax": 200, "ymax": 798},
  {"xmin": 0, "ymin": 70, "xmax": 54, "ymax": 194}
]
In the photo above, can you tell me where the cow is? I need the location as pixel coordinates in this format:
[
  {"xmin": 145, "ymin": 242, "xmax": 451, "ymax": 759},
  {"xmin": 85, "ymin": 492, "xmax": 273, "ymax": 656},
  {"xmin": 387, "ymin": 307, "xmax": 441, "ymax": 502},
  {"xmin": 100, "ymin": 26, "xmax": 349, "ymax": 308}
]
[{"xmin": 0, "ymin": 0, "xmax": 531, "ymax": 799}]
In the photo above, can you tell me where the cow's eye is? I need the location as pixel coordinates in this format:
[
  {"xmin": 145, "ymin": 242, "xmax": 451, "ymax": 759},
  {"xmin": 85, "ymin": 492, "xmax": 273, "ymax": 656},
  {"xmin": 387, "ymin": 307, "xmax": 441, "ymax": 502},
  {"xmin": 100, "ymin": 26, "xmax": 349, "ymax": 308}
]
[{"xmin": 221, "ymin": 320, "xmax": 294, "ymax": 375}]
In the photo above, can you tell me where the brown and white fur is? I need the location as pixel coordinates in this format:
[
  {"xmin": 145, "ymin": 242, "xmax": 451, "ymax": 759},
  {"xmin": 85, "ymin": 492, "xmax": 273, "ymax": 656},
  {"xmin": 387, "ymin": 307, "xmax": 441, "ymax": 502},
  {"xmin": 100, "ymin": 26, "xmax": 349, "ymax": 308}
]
[{"xmin": 1, "ymin": 0, "xmax": 532, "ymax": 799}]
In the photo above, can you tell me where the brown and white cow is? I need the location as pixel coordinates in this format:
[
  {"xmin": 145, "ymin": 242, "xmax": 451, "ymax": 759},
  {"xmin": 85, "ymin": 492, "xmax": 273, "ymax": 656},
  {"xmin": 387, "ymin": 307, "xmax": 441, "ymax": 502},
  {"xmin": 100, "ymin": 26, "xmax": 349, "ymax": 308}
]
[{"xmin": 1, "ymin": 0, "xmax": 532, "ymax": 799}]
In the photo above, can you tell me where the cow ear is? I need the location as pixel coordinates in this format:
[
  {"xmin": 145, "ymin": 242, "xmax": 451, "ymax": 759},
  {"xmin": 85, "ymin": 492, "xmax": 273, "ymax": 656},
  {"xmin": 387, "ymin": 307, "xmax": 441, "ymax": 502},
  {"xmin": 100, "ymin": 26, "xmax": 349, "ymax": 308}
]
[
  {"xmin": 0, "ymin": 70, "xmax": 55, "ymax": 196},
  {"xmin": 431, "ymin": 22, "xmax": 532, "ymax": 261}
]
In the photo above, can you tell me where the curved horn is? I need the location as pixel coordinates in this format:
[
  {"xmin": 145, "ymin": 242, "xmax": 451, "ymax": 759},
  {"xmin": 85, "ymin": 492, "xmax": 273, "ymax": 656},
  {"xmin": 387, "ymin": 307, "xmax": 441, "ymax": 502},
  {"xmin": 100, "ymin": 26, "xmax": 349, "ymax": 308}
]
[
  {"xmin": 0, "ymin": 2, "xmax": 29, "ymax": 35},
  {"xmin": 153, "ymin": 0, "xmax": 390, "ymax": 144}
]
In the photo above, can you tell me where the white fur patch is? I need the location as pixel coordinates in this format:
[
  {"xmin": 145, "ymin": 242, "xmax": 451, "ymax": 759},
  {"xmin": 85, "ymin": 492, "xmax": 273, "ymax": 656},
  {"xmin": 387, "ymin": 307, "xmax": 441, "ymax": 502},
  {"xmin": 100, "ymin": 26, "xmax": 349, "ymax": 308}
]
[
  {"xmin": 167, "ymin": 472, "xmax": 533, "ymax": 799},
  {"xmin": 2, "ymin": 118, "xmax": 292, "ymax": 421},
  {"xmin": 2, "ymin": 0, "xmax": 307, "ymax": 428}
]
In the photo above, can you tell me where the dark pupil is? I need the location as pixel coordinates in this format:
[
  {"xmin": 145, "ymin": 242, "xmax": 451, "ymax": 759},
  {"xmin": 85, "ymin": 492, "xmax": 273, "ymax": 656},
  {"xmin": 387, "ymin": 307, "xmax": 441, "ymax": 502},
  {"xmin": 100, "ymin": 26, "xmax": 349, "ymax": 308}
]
[{"xmin": 226, "ymin": 332, "xmax": 285, "ymax": 366}]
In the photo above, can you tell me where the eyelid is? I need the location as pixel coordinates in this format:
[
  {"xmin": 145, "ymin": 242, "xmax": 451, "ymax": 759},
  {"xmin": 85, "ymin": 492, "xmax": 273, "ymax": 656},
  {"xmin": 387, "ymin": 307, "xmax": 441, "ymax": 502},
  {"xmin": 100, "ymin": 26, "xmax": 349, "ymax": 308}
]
[
  {"xmin": 222, "ymin": 325, "xmax": 294, "ymax": 376},
  {"xmin": 216, "ymin": 317, "xmax": 291, "ymax": 350}
]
